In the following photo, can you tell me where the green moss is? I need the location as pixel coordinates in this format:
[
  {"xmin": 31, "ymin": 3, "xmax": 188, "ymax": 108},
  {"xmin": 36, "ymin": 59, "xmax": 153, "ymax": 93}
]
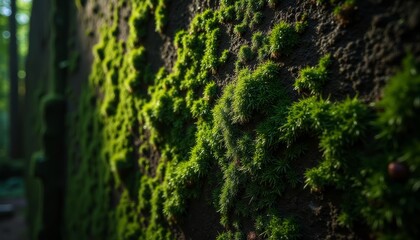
[
  {"xmin": 279, "ymin": 56, "xmax": 420, "ymax": 239},
  {"xmin": 248, "ymin": 0, "xmax": 265, "ymax": 11},
  {"xmin": 218, "ymin": 162, "xmax": 244, "ymax": 225},
  {"xmin": 376, "ymin": 55, "xmax": 420, "ymax": 139},
  {"xmin": 212, "ymin": 61, "xmax": 295, "ymax": 228},
  {"xmin": 232, "ymin": 62, "xmax": 287, "ymax": 123},
  {"xmin": 250, "ymin": 21, "xmax": 304, "ymax": 62},
  {"xmin": 116, "ymin": 190, "xmax": 141, "ymax": 239},
  {"xmin": 64, "ymin": 0, "xmax": 420, "ymax": 239},
  {"xmin": 316, "ymin": 0, "xmax": 357, "ymax": 24},
  {"xmin": 216, "ymin": 231, "xmax": 244, "ymax": 240},
  {"xmin": 65, "ymin": 88, "xmax": 116, "ymax": 239},
  {"xmin": 237, "ymin": 45, "xmax": 253, "ymax": 63},
  {"xmin": 294, "ymin": 15, "xmax": 308, "ymax": 34},
  {"xmin": 281, "ymin": 96, "xmax": 368, "ymax": 155},
  {"xmin": 250, "ymin": 12, "xmax": 263, "ymax": 29},
  {"xmin": 163, "ymin": 122, "xmax": 214, "ymax": 218},
  {"xmin": 233, "ymin": 22, "xmax": 247, "ymax": 36},
  {"xmin": 256, "ymin": 215, "xmax": 300, "ymax": 240},
  {"xmin": 363, "ymin": 56, "xmax": 420, "ymax": 238},
  {"xmin": 154, "ymin": 0, "xmax": 167, "ymax": 33},
  {"xmin": 251, "ymin": 31, "xmax": 264, "ymax": 51},
  {"xmin": 294, "ymin": 54, "xmax": 331, "ymax": 95},
  {"xmin": 268, "ymin": 21, "xmax": 299, "ymax": 58},
  {"xmin": 333, "ymin": 0, "xmax": 356, "ymax": 16},
  {"xmin": 219, "ymin": 5, "xmax": 236, "ymax": 22},
  {"xmin": 230, "ymin": 0, "xmax": 268, "ymax": 35}
]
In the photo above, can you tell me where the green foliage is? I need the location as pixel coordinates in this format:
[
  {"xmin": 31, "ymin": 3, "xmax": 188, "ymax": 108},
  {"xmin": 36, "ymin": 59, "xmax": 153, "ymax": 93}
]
[
  {"xmin": 316, "ymin": 0, "xmax": 354, "ymax": 5},
  {"xmin": 294, "ymin": 54, "xmax": 331, "ymax": 95},
  {"xmin": 128, "ymin": 0, "xmax": 168, "ymax": 45}
]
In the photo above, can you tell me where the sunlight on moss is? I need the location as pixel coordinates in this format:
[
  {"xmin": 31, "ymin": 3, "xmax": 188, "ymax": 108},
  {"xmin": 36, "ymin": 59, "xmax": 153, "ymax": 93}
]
[{"xmin": 63, "ymin": 0, "xmax": 420, "ymax": 239}]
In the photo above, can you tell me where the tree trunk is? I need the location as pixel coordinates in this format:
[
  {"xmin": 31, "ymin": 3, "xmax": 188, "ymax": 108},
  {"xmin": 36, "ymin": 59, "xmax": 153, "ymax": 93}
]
[{"xmin": 8, "ymin": 0, "xmax": 22, "ymax": 158}]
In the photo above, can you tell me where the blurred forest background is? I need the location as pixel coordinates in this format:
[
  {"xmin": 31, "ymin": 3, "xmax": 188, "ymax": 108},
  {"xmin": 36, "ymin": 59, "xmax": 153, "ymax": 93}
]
[{"xmin": 0, "ymin": 0, "xmax": 31, "ymax": 197}]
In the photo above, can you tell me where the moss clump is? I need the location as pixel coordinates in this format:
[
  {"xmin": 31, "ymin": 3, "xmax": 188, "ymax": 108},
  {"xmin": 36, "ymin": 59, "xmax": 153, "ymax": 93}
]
[
  {"xmin": 163, "ymin": 122, "xmax": 214, "ymax": 218},
  {"xmin": 363, "ymin": 55, "xmax": 420, "ymax": 238},
  {"xmin": 125, "ymin": 46, "xmax": 151, "ymax": 93},
  {"xmin": 154, "ymin": 0, "xmax": 167, "ymax": 33},
  {"xmin": 225, "ymin": 0, "xmax": 268, "ymax": 36},
  {"xmin": 256, "ymin": 215, "xmax": 300, "ymax": 240},
  {"xmin": 233, "ymin": 22, "xmax": 247, "ymax": 36},
  {"xmin": 333, "ymin": 0, "xmax": 356, "ymax": 17},
  {"xmin": 251, "ymin": 31, "xmax": 264, "ymax": 51},
  {"xmin": 212, "ymin": 61, "xmax": 296, "ymax": 228},
  {"xmin": 279, "ymin": 56, "xmax": 420, "ymax": 239},
  {"xmin": 294, "ymin": 54, "xmax": 331, "ymax": 95},
  {"xmin": 250, "ymin": 12, "xmax": 263, "ymax": 29},
  {"xmin": 237, "ymin": 45, "xmax": 253, "ymax": 63},
  {"xmin": 216, "ymin": 231, "xmax": 243, "ymax": 240},
  {"xmin": 294, "ymin": 15, "xmax": 308, "ymax": 34},
  {"xmin": 316, "ymin": 0, "xmax": 357, "ymax": 25},
  {"xmin": 376, "ymin": 55, "xmax": 420, "ymax": 139},
  {"xmin": 232, "ymin": 61, "xmax": 287, "ymax": 123},
  {"xmin": 281, "ymin": 96, "xmax": 369, "ymax": 187},
  {"xmin": 252, "ymin": 21, "xmax": 305, "ymax": 62},
  {"xmin": 219, "ymin": 5, "xmax": 236, "ymax": 22},
  {"xmin": 268, "ymin": 21, "xmax": 299, "ymax": 58}
]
